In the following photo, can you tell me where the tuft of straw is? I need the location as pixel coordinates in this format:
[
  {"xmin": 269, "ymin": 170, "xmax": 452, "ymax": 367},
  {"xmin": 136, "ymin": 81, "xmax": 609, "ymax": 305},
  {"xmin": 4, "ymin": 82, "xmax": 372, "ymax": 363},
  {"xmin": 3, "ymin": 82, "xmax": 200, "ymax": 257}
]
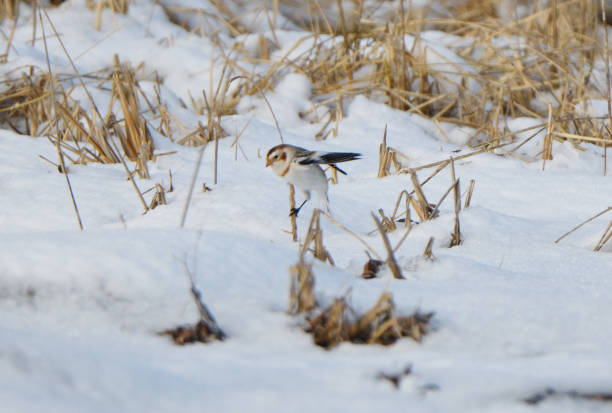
[
  {"xmin": 305, "ymin": 291, "xmax": 433, "ymax": 349},
  {"xmin": 288, "ymin": 256, "xmax": 317, "ymax": 315}
]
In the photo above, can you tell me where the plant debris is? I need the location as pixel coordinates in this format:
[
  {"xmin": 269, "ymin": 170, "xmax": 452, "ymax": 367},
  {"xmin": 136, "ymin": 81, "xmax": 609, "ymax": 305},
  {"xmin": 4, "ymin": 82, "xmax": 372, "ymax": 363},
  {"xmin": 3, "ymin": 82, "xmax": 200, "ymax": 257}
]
[
  {"xmin": 288, "ymin": 256, "xmax": 317, "ymax": 315},
  {"xmin": 160, "ymin": 320, "xmax": 223, "ymax": 345},
  {"xmin": 524, "ymin": 388, "xmax": 612, "ymax": 405},
  {"xmin": 376, "ymin": 364, "xmax": 412, "ymax": 389},
  {"xmin": 362, "ymin": 258, "xmax": 383, "ymax": 279},
  {"xmin": 303, "ymin": 290, "xmax": 433, "ymax": 350},
  {"xmin": 160, "ymin": 268, "xmax": 225, "ymax": 345}
]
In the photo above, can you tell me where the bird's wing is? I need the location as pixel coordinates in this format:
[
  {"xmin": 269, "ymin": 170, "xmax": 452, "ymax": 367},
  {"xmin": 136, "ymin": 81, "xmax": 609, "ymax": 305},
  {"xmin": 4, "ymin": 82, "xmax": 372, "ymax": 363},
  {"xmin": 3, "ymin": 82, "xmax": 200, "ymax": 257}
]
[{"xmin": 291, "ymin": 147, "xmax": 317, "ymax": 163}]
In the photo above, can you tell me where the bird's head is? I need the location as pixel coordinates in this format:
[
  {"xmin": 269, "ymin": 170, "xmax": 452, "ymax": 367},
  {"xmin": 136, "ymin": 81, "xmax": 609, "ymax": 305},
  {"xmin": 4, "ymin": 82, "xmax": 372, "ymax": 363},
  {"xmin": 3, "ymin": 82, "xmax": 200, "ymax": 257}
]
[{"xmin": 265, "ymin": 144, "xmax": 288, "ymax": 167}]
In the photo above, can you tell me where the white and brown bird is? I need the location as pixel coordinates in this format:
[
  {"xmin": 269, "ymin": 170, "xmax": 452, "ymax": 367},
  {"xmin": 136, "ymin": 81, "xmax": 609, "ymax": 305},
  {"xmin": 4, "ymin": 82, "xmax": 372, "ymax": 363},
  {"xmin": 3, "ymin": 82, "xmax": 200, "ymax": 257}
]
[{"xmin": 265, "ymin": 144, "xmax": 361, "ymax": 216}]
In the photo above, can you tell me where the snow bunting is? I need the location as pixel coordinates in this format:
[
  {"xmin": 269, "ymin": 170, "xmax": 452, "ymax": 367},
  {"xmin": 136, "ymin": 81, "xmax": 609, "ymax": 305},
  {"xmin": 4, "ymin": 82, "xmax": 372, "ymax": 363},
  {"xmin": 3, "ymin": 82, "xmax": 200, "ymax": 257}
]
[{"xmin": 265, "ymin": 144, "xmax": 361, "ymax": 216}]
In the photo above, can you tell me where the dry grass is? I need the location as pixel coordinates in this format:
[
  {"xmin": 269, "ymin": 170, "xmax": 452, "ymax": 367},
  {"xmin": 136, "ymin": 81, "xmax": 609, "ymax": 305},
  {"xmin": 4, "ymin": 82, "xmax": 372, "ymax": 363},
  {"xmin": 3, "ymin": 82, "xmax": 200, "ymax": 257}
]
[
  {"xmin": 1, "ymin": 31, "xmax": 240, "ymax": 223},
  {"xmin": 556, "ymin": 206, "xmax": 612, "ymax": 250},
  {"xmin": 0, "ymin": 53, "xmax": 237, "ymax": 203},
  {"xmin": 1, "ymin": 62, "xmax": 156, "ymax": 166},
  {"xmin": 249, "ymin": 0, "xmax": 612, "ymax": 174},
  {"xmin": 5, "ymin": 0, "xmax": 611, "ymax": 180},
  {"xmin": 305, "ymin": 290, "xmax": 434, "ymax": 349},
  {"xmin": 289, "ymin": 255, "xmax": 317, "ymax": 315},
  {"xmin": 289, "ymin": 251, "xmax": 433, "ymax": 350},
  {"xmin": 0, "ymin": 0, "xmax": 18, "ymax": 22},
  {"xmin": 5, "ymin": 1, "xmax": 612, "ymax": 166},
  {"xmin": 368, "ymin": 160, "xmax": 473, "ymax": 255}
]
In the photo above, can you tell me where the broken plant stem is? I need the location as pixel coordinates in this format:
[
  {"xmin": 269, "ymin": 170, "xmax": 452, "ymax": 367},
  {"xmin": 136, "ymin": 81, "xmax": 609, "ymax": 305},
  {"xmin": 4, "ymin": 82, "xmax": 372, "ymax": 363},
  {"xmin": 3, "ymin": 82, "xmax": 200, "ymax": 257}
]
[
  {"xmin": 289, "ymin": 184, "xmax": 298, "ymax": 242},
  {"xmin": 464, "ymin": 179, "xmax": 475, "ymax": 208},
  {"xmin": 371, "ymin": 212, "xmax": 403, "ymax": 279}
]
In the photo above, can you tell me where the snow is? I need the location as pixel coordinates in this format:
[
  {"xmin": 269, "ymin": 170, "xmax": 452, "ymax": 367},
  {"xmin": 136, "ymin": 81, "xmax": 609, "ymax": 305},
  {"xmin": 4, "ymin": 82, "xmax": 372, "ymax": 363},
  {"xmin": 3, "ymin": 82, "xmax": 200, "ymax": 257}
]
[{"xmin": 1, "ymin": 1, "xmax": 612, "ymax": 412}]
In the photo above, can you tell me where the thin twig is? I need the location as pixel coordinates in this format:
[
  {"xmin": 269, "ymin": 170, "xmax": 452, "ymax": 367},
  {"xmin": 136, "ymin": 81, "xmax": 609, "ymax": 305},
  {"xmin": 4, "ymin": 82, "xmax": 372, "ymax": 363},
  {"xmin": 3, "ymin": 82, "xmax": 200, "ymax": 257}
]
[
  {"xmin": 179, "ymin": 143, "xmax": 208, "ymax": 228},
  {"xmin": 319, "ymin": 211, "xmax": 381, "ymax": 260},
  {"xmin": 232, "ymin": 75, "xmax": 284, "ymax": 143},
  {"xmin": 39, "ymin": 9, "xmax": 83, "ymax": 231},
  {"xmin": 555, "ymin": 206, "xmax": 612, "ymax": 243},
  {"xmin": 594, "ymin": 218, "xmax": 612, "ymax": 251}
]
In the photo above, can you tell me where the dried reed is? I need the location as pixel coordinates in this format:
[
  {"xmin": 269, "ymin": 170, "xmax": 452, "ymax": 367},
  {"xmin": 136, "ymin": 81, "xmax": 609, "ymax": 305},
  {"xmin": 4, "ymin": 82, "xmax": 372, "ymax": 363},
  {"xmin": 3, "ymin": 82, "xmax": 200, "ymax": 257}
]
[
  {"xmin": 449, "ymin": 158, "xmax": 462, "ymax": 247},
  {"xmin": 371, "ymin": 212, "xmax": 403, "ymax": 279}
]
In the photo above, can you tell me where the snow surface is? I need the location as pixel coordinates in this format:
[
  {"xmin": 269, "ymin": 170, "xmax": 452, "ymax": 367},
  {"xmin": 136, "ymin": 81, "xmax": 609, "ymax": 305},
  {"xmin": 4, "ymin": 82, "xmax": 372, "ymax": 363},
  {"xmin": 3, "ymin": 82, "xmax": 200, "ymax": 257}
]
[{"xmin": 1, "ymin": 1, "xmax": 612, "ymax": 412}]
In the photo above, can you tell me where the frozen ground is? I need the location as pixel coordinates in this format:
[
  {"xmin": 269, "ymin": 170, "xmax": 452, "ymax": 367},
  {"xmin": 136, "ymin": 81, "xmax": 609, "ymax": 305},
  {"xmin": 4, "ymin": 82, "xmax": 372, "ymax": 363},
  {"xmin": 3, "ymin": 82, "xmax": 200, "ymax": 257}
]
[{"xmin": 1, "ymin": 1, "xmax": 612, "ymax": 412}]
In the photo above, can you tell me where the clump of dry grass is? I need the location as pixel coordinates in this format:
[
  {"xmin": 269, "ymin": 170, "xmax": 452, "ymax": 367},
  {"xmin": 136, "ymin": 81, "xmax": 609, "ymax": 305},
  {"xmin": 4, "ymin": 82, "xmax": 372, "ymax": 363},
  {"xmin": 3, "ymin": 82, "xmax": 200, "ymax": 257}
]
[
  {"xmin": 0, "ymin": 56, "xmax": 234, "ymax": 163},
  {"xmin": 0, "ymin": 68, "xmax": 54, "ymax": 136},
  {"xmin": 289, "ymin": 251, "xmax": 433, "ymax": 350},
  {"xmin": 0, "ymin": 61, "xmax": 156, "ymax": 167},
  {"xmin": 160, "ymin": 319, "xmax": 223, "ymax": 345},
  {"xmin": 305, "ymin": 291, "xmax": 433, "ymax": 350},
  {"xmin": 2, "ymin": 45, "xmax": 239, "ymax": 222},
  {"xmin": 160, "ymin": 267, "xmax": 225, "ymax": 345},
  {"xmin": 289, "ymin": 255, "xmax": 317, "ymax": 315}
]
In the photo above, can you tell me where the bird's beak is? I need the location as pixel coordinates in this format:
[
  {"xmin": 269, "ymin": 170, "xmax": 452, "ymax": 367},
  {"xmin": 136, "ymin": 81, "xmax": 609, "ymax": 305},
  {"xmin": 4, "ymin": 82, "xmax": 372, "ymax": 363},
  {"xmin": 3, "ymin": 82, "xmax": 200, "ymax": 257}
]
[{"xmin": 265, "ymin": 158, "xmax": 271, "ymax": 167}]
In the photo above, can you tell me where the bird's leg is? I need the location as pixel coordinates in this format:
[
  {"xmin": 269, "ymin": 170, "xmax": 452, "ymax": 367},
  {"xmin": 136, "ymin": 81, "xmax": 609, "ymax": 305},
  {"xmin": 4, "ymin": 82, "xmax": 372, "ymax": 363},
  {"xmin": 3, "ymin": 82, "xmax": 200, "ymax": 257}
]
[{"xmin": 290, "ymin": 199, "xmax": 308, "ymax": 217}]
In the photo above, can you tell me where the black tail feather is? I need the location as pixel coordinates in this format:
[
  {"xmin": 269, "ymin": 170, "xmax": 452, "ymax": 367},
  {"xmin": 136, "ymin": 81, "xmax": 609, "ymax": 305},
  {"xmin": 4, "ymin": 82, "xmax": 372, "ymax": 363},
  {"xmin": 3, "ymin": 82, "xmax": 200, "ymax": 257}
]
[{"xmin": 319, "ymin": 152, "xmax": 361, "ymax": 164}]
